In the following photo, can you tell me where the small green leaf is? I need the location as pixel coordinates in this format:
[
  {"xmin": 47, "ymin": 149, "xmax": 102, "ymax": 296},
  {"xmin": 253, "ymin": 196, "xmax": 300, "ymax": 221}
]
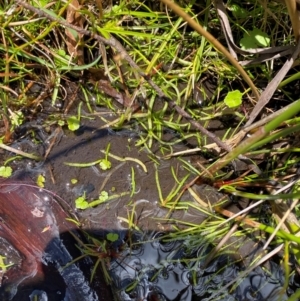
[
  {"xmin": 11, "ymin": 111, "xmax": 24, "ymax": 126},
  {"xmin": 240, "ymin": 28, "xmax": 270, "ymax": 49},
  {"xmin": 99, "ymin": 159, "xmax": 111, "ymax": 170},
  {"xmin": 75, "ymin": 195, "xmax": 89, "ymax": 209},
  {"xmin": 99, "ymin": 191, "xmax": 109, "ymax": 202},
  {"xmin": 67, "ymin": 116, "xmax": 80, "ymax": 131},
  {"xmin": 224, "ymin": 90, "xmax": 243, "ymax": 108},
  {"xmin": 71, "ymin": 178, "xmax": 78, "ymax": 184},
  {"xmin": 0, "ymin": 255, "xmax": 13, "ymax": 271},
  {"xmin": 37, "ymin": 174, "xmax": 45, "ymax": 188},
  {"xmin": 0, "ymin": 166, "xmax": 12, "ymax": 178},
  {"xmin": 106, "ymin": 232, "xmax": 119, "ymax": 242},
  {"xmin": 57, "ymin": 49, "xmax": 67, "ymax": 57}
]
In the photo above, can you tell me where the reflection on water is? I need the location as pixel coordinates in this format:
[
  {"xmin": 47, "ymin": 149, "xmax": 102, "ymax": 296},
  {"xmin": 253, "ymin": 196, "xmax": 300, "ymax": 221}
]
[{"xmin": 110, "ymin": 232, "xmax": 288, "ymax": 301}]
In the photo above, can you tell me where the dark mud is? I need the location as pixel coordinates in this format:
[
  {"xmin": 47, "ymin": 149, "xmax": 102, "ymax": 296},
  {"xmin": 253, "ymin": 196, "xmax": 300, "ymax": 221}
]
[{"xmin": 7, "ymin": 113, "xmax": 217, "ymax": 231}]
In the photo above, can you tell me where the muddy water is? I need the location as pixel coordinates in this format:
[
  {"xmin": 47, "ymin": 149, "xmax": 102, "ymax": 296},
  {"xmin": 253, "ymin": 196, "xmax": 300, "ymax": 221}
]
[
  {"xmin": 0, "ymin": 112, "xmax": 293, "ymax": 300},
  {"xmin": 39, "ymin": 116, "xmax": 213, "ymax": 231},
  {"xmin": 0, "ymin": 113, "xmax": 213, "ymax": 300}
]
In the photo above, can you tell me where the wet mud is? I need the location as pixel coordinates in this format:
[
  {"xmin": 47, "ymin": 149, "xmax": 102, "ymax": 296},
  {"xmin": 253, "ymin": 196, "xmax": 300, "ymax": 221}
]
[{"xmin": 12, "ymin": 114, "xmax": 214, "ymax": 231}]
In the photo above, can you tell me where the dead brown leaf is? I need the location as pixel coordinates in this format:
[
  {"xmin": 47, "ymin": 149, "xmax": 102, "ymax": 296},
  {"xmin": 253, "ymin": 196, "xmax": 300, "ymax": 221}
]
[{"xmin": 65, "ymin": 0, "xmax": 84, "ymax": 65}]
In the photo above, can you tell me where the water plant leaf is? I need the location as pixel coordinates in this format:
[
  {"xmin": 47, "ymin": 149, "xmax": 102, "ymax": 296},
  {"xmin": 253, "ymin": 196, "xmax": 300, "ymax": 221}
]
[
  {"xmin": 67, "ymin": 116, "xmax": 80, "ymax": 131},
  {"xmin": 99, "ymin": 191, "xmax": 109, "ymax": 202},
  {"xmin": 10, "ymin": 111, "xmax": 24, "ymax": 126},
  {"xmin": 106, "ymin": 232, "xmax": 119, "ymax": 242},
  {"xmin": 224, "ymin": 90, "xmax": 243, "ymax": 108},
  {"xmin": 0, "ymin": 255, "xmax": 13, "ymax": 272},
  {"xmin": 240, "ymin": 28, "xmax": 270, "ymax": 49},
  {"xmin": 75, "ymin": 195, "xmax": 89, "ymax": 209},
  {"xmin": 0, "ymin": 166, "xmax": 12, "ymax": 178},
  {"xmin": 37, "ymin": 174, "xmax": 45, "ymax": 188},
  {"xmin": 71, "ymin": 178, "xmax": 78, "ymax": 184},
  {"xmin": 99, "ymin": 159, "xmax": 111, "ymax": 170},
  {"xmin": 99, "ymin": 150, "xmax": 147, "ymax": 173}
]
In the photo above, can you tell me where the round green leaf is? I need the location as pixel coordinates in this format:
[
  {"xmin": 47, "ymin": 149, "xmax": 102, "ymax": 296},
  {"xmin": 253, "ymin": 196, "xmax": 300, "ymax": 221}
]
[
  {"xmin": 37, "ymin": 174, "xmax": 45, "ymax": 188},
  {"xmin": 99, "ymin": 159, "xmax": 111, "ymax": 170},
  {"xmin": 71, "ymin": 178, "xmax": 78, "ymax": 184},
  {"xmin": 99, "ymin": 191, "xmax": 109, "ymax": 202},
  {"xmin": 75, "ymin": 196, "xmax": 89, "ymax": 209},
  {"xmin": 240, "ymin": 28, "xmax": 270, "ymax": 50},
  {"xmin": 67, "ymin": 116, "xmax": 80, "ymax": 131},
  {"xmin": 106, "ymin": 232, "xmax": 119, "ymax": 242},
  {"xmin": 0, "ymin": 166, "xmax": 12, "ymax": 178},
  {"xmin": 224, "ymin": 90, "xmax": 243, "ymax": 108}
]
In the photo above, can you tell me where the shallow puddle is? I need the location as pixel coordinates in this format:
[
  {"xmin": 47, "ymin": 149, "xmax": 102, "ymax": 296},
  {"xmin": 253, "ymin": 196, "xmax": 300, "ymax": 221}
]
[{"xmin": 0, "ymin": 111, "xmax": 297, "ymax": 300}]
